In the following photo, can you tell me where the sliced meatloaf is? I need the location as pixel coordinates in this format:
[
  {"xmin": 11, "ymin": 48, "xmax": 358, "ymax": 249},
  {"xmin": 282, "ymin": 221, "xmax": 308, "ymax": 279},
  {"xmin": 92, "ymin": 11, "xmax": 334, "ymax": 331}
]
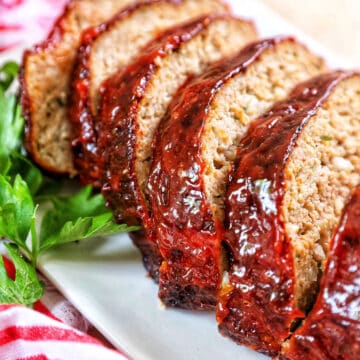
[
  {"xmin": 98, "ymin": 15, "xmax": 257, "ymax": 279},
  {"xmin": 71, "ymin": 0, "xmax": 229, "ymax": 187},
  {"xmin": 281, "ymin": 185, "xmax": 360, "ymax": 360},
  {"xmin": 20, "ymin": 0, "xmax": 134, "ymax": 176},
  {"xmin": 147, "ymin": 37, "xmax": 325, "ymax": 310},
  {"xmin": 217, "ymin": 71, "xmax": 360, "ymax": 356}
]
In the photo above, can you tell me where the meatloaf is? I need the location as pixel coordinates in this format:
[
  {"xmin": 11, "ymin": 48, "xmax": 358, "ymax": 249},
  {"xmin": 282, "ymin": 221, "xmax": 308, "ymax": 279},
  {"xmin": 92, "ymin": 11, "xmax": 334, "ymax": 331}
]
[
  {"xmin": 98, "ymin": 15, "xmax": 257, "ymax": 279},
  {"xmin": 20, "ymin": 0, "xmax": 133, "ymax": 176},
  {"xmin": 281, "ymin": 185, "xmax": 360, "ymax": 360},
  {"xmin": 70, "ymin": 0, "xmax": 229, "ymax": 187},
  {"xmin": 217, "ymin": 71, "xmax": 360, "ymax": 355},
  {"xmin": 147, "ymin": 37, "xmax": 325, "ymax": 310}
]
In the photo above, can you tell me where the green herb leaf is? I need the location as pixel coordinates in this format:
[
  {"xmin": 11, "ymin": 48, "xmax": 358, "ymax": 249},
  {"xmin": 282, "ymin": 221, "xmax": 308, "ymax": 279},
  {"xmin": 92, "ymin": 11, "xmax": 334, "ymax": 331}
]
[
  {"xmin": 0, "ymin": 61, "xmax": 141, "ymax": 308},
  {"xmin": 7, "ymin": 152, "xmax": 43, "ymax": 195},
  {"xmin": 1, "ymin": 157, "xmax": 12, "ymax": 176},
  {"xmin": 40, "ymin": 186, "xmax": 140, "ymax": 251},
  {"xmin": 40, "ymin": 213, "xmax": 139, "ymax": 251},
  {"xmin": 0, "ymin": 62, "xmax": 24, "ymax": 174},
  {"xmin": 0, "ymin": 243, "xmax": 44, "ymax": 306},
  {"xmin": 0, "ymin": 175, "xmax": 34, "ymax": 251},
  {"xmin": 0, "ymin": 62, "xmax": 19, "ymax": 91},
  {"xmin": 42, "ymin": 185, "xmax": 108, "ymax": 218},
  {"xmin": 320, "ymin": 135, "xmax": 333, "ymax": 141},
  {"xmin": 39, "ymin": 186, "xmax": 108, "ymax": 244},
  {"xmin": 0, "ymin": 92, "xmax": 24, "ymax": 172}
]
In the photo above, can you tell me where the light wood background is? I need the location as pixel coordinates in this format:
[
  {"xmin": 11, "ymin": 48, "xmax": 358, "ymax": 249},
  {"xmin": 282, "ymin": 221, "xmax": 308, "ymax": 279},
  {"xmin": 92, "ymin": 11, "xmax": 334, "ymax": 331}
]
[{"xmin": 262, "ymin": 0, "xmax": 360, "ymax": 66}]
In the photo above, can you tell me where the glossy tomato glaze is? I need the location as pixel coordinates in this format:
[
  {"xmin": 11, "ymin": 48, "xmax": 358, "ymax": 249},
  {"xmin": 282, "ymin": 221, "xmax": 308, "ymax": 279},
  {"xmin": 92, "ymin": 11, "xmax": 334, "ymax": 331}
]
[
  {"xmin": 70, "ymin": 0, "xmax": 187, "ymax": 188},
  {"xmin": 217, "ymin": 71, "xmax": 357, "ymax": 356},
  {"xmin": 147, "ymin": 37, "xmax": 294, "ymax": 310},
  {"xmin": 70, "ymin": 24, "xmax": 103, "ymax": 186},
  {"xmin": 281, "ymin": 185, "xmax": 360, "ymax": 360},
  {"xmin": 98, "ymin": 15, "xmax": 231, "ymax": 279}
]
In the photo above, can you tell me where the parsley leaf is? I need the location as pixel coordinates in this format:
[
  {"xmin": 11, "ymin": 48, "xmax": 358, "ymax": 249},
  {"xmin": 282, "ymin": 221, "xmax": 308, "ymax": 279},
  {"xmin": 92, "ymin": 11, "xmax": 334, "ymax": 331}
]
[
  {"xmin": 40, "ymin": 213, "xmax": 139, "ymax": 252},
  {"xmin": 0, "ymin": 243, "xmax": 44, "ymax": 306},
  {"xmin": 0, "ymin": 63, "xmax": 24, "ymax": 175},
  {"xmin": 42, "ymin": 185, "xmax": 108, "ymax": 218},
  {"xmin": 0, "ymin": 62, "xmax": 19, "ymax": 90},
  {"xmin": 0, "ymin": 92, "xmax": 24, "ymax": 173},
  {"xmin": 0, "ymin": 63, "xmax": 24, "ymax": 172},
  {"xmin": 39, "ymin": 186, "xmax": 107, "ymax": 245},
  {"xmin": 0, "ymin": 60, "xmax": 141, "ymax": 308},
  {"xmin": 39, "ymin": 186, "xmax": 140, "ymax": 251},
  {"xmin": 7, "ymin": 152, "xmax": 43, "ymax": 195},
  {"xmin": 320, "ymin": 135, "xmax": 333, "ymax": 141},
  {"xmin": 0, "ymin": 175, "xmax": 34, "ymax": 254}
]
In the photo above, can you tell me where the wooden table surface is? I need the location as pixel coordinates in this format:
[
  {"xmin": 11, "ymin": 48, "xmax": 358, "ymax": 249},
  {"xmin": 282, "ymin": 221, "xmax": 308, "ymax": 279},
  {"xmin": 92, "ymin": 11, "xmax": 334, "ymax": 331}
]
[{"xmin": 262, "ymin": 0, "xmax": 360, "ymax": 66}]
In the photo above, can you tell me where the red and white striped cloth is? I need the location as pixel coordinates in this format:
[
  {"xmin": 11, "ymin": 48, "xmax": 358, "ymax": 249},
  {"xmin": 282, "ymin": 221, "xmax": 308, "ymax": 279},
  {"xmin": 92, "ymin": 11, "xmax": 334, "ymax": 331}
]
[
  {"xmin": 0, "ymin": 1, "xmax": 129, "ymax": 359},
  {"xmin": 0, "ymin": 253, "xmax": 128, "ymax": 359},
  {"xmin": 0, "ymin": 304, "xmax": 127, "ymax": 360},
  {"xmin": 0, "ymin": 0, "xmax": 68, "ymax": 52}
]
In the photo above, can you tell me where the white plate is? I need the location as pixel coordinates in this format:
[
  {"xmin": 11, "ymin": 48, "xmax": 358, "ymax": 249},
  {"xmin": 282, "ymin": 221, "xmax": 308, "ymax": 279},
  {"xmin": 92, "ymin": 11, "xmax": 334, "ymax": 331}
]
[{"xmin": 2, "ymin": 1, "xmax": 352, "ymax": 359}]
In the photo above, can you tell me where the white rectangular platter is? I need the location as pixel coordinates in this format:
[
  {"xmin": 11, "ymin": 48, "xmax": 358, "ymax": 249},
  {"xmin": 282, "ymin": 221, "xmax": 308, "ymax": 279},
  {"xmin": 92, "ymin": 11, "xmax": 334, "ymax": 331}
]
[{"xmin": 2, "ymin": 0, "xmax": 351, "ymax": 359}]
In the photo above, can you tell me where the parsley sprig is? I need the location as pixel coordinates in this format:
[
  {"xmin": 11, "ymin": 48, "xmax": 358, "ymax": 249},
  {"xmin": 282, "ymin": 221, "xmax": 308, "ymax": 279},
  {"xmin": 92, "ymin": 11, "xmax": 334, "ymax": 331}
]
[
  {"xmin": 0, "ymin": 62, "xmax": 140, "ymax": 306},
  {"xmin": 0, "ymin": 243, "xmax": 44, "ymax": 306}
]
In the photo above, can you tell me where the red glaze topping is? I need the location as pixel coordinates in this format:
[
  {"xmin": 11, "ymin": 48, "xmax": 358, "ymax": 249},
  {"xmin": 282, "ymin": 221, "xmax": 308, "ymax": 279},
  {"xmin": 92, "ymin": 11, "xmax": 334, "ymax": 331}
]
[
  {"xmin": 217, "ymin": 71, "xmax": 357, "ymax": 355},
  {"xmin": 21, "ymin": 0, "xmax": 127, "ymax": 175},
  {"xmin": 99, "ymin": 14, "xmax": 229, "ymax": 222},
  {"xmin": 70, "ymin": 0, "xmax": 187, "ymax": 187},
  {"xmin": 70, "ymin": 23, "xmax": 107, "ymax": 187},
  {"xmin": 281, "ymin": 185, "xmax": 360, "ymax": 360},
  {"xmin": 147, "ymin": 37, "xmax": 295, "ymax": 310},
  {"xmin": 98, "ymin": 15, "xmax": 231, "ymax": 278}
]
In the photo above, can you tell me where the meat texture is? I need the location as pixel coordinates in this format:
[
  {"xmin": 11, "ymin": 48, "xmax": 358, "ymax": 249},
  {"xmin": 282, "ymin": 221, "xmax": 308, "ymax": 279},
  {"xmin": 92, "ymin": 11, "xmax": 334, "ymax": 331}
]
[
  {"xmin": 281, "ymin": 185, "xmax": 360, "ymax": 360},
  {"xmin": 21, "ymin": 0, "xmax": 133, "ymax": 175},
  {"xmin": 148, "ymin": 37, "xmax": 325, "ymax": 310},
  {"xmin": 70, "ymin": 0, "xmax": 229, "ymax": 187},
  {"xmin": 98, "ymin": 15, "xmax": 257, "ymax": 279},
  {"xmin": 217, "ymin": 71, "xmax": 360, "ymax": 355}
]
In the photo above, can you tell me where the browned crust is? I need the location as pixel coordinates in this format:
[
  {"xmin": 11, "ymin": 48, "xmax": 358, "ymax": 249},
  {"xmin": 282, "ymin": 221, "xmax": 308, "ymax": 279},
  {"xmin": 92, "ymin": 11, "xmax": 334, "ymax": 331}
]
[
  {"xmin": 280, "ymin": 184, "xmax": 360, "ymax": 359},
  {"xmin": 21, "ymin": 0, "xmax": 138, "ymax": 176},
  {"xmin": 98, "ymin": 14, "xmax": 253, "ymax": 281},
  {"xmin": 98, "ymin": 14, "xmax": 248, "ymax": 223},
  {"xmin": 70, "ymin": 0, "xmax": 197, "ymax": 187},
  {"xmin": 129, "ymin": 229, "xmax": 162, "ymax": 281},
  {"xmin": 217, "ymin": 70, "xmax": 358, "ymax": 356},
  {"xmin": 20, "ymin": 0, "xmax": 79, "ymax": 175},
  {"xmin": 147, "ymin": 37, "xmax": 296, "ymax": 310}
]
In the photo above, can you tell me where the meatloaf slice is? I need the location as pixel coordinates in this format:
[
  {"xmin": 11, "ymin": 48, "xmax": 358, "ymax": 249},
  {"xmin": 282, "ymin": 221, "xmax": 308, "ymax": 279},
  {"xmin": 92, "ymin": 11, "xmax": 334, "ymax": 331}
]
[
  {"xmin": 218, "ymin": 71, "xmax": 360, "ymax": 356},
  {"xmin": 20, "ymin": 0, "xmax": 134, "ymax": 176},
  {"xmin": 281, "ymin": 185, "xmax": 360, "ymax": 360},
  {"xmin": 70, "ymin": 0, "xmax": 229, "ymax": 187},
  {"xmin": 98, "ymin": 15, "xmax": 257, "ymax": 279},
  {"xmin": 147, "ymin": 37, "xmax": 325, "ymax": 310}
]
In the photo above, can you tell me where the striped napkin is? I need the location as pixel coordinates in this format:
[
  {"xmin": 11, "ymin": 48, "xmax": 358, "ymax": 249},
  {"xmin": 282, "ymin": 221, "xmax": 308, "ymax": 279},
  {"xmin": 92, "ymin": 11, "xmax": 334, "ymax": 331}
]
[
  {"xmin": 0, "ymin": 304, "xmax": 127, "ymax": 360},
  {"xmin": 0, "ymin": 0, "xmax": 68, "ymax": 52},
  {"xmin": 0, "ymin": 251, "xmax": 128, "ymax": 359}
]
